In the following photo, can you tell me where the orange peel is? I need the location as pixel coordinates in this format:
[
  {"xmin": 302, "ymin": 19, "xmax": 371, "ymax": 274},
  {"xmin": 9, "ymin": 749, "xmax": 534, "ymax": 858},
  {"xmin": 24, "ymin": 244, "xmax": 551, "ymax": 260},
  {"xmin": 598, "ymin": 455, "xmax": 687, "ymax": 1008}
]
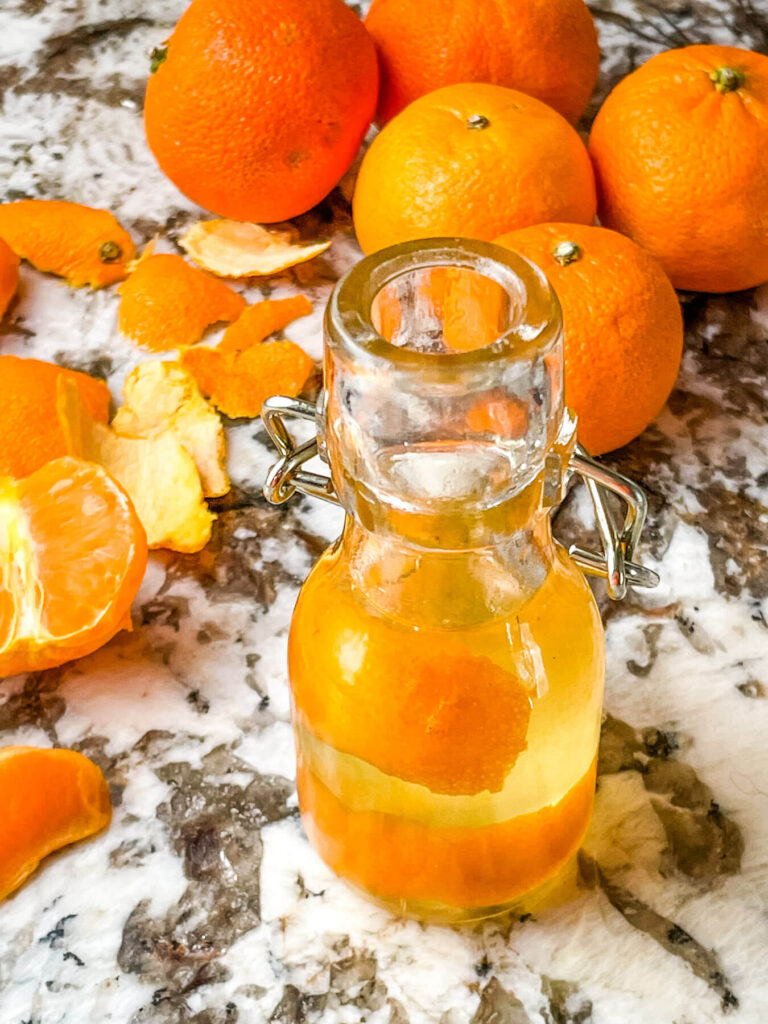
[
  {"xmin": 181, "ymin": 341, "xmax": 314, "ymax": 420},
  {"xmin": 179, "ymin": 219, "xmax": 331, "ymax": 278},
  {"xmin": 57, "ymin": 379, "xmax": 213, "ymax": 553},
  {"xmin": 0, "ymin": 199, "xmax": 135, "ymax": 288},
  {"xmin": 219, "ymin": 295, "xmax": 313, "ymax": 355},
  {"xmin": 117, "ymin": 253, "xmax": 246, "ymax": 351},
  {"xmin": 112, "ymin": 361, "xmax": 229, "ymax": 498}
]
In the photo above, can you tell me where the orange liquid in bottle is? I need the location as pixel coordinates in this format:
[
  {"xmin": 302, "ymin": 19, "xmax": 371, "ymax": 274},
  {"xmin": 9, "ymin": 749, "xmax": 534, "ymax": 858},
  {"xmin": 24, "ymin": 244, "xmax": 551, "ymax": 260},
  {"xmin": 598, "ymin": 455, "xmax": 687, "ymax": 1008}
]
[{"xmin": 289, "ymin": 504, "xmax": 604, "ymax": 922}]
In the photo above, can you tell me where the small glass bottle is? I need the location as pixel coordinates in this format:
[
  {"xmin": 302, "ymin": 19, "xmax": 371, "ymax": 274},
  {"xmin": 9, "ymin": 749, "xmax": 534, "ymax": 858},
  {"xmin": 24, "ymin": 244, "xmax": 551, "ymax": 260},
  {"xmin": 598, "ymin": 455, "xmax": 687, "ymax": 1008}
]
[{"xmin": 263, "ymin": 239, "xmax": 656, "ymax": 923}]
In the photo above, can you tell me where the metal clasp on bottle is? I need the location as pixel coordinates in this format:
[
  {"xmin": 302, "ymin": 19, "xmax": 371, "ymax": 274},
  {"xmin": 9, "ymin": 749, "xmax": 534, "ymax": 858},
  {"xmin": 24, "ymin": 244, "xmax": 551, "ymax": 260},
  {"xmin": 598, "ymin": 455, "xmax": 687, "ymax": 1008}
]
[{"xmin": 262, "ymin": 396, "xmax": 659, "ymax": 601}]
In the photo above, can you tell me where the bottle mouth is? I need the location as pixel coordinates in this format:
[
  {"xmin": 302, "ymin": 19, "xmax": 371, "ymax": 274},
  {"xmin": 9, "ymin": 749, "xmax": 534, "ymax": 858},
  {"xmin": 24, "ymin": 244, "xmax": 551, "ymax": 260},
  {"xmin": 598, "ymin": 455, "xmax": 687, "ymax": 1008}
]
[
  {"xmin": 322, "ymin": 238, "xmax": 565, "ymax": 536},
  {"xmin": 326, "ymin": 238, "xmax": 562, "ymax": 374}
]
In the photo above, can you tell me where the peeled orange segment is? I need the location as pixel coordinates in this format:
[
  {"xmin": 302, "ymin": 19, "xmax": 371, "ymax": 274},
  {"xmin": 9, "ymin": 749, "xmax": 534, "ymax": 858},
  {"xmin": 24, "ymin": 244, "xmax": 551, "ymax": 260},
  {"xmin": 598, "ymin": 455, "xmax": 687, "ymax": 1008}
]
[
  {"xmin": 0, "ymin": 356, "xmax": 111, "ymax": 480},
  {"xmin": 0, "ymin": 199, "xmax": 135, "ymax": 288},
  {"xmin": 0, "ymin": 237, "xmax": 19, "ymax": 320},
  {"xmin": 117, "ymin": 253, "xmax": 246, "ymax": 351},
  {"xmin": 179, "ymin": 220, "xmax": 331, "ymax": 278},
  {"xmin": 58, "ymin": 380, "xmax": 213, "ymax": 553},
  {"xmin": 218, "ymin": 295, "xmax": 313, "ymax": 355},
  {"xmin": 181, "ymin": 340, "xmax": 314, "ymax": 420},
  {"xmin": 0, "ymin": 746, "xmax": 111, "ymax": 900},
  {"xmin": 112, "ymin": 360, "xmax": 229, "ymax": 498},
  {"xmin": 0, "ymin": 457, "xmax": 147, "ymax": 678}
]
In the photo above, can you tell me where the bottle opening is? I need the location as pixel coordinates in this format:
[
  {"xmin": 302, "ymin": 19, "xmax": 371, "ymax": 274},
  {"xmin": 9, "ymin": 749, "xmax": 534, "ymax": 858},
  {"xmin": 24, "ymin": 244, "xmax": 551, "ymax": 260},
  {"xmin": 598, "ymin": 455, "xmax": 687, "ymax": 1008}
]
[
  {"xmin": 371, "ymin": 265, "xmax": 518, "ymax": 355},
  {"xmin": 323, "ymin": 239, "xmax": 566, "ymax": 540}
]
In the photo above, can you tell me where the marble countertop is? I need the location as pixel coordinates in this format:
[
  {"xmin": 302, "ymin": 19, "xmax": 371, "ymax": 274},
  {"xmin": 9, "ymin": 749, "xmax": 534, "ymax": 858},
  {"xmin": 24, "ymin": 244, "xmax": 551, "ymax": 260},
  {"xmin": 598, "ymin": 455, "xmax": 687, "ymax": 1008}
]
[{"xmin": 1, "ymin": 1, "xmax": 767, "ymax": 1022}]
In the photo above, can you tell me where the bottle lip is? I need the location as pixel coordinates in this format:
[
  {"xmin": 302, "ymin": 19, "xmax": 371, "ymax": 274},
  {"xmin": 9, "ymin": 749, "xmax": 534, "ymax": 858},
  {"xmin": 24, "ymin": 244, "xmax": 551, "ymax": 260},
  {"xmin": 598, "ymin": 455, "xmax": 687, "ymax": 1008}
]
[{"xmin": 325, "ymin": 237, "xmax": 562, "ymax": 371}]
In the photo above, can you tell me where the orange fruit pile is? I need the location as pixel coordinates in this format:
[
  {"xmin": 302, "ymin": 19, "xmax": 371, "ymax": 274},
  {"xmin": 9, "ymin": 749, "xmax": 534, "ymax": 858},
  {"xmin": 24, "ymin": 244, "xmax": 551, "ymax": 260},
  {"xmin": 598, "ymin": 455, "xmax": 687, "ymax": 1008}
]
[
  {"xmin": 0, "ymin": 746, "xmax": 111, "ymax": 901},
  {"xmin": 353, "ymin": 83, "xmax": 596, "ymax": 254},
  {"xmin": 495, "ymin": 224, "xmax": 684, "ymax": 454},
  {"xmin": 144, "ymin": 0, "xmax": 379, "ymax": 222},
  {"xmin": 590, "ymin": 44, "xmax": 768, "ymax": 293},
  {"xmin": 0, "ymin": 457, "xmax": 147, "ymax": 677},
  {"xmin": 366, "ymin": 0, "xmax": 598, "ymax": 125}
]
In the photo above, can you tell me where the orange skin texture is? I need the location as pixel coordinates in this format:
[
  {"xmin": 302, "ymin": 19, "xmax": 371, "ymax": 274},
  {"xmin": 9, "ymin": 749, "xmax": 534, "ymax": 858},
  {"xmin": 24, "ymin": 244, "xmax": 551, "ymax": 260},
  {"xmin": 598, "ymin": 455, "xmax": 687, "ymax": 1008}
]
[
  {"xmin": 353, "ymin": 84, "xmax": 596, "ymax": 255},
  {"xmin": 0, "ymin": 746, "xmax": 111, "ymax": 900},
  {"xmin": 219, "ymin": 295, "xmax": 313, "ymax": 355},
  {"xmin": 589, "ymin": 45, "xmax": 768, "ymax": 293},
  {"xmin": 0, "ymin": 458, "xmax": 148, "ymax": 677},
  {"xmin": 0, "ymin": 356, "xmax": 110, "ymax": 479},
  {"xmin": 118, "ymin": 254, "xmax": 246, "ymax": 351},
  {"xmin": 366, "ymin": 0, "xmax": 599, "ymax": 125},
  {"xmin": 289, "ymin": 595, "xmax": 532, "ymax": 797},
  {"xmin": 181, "ymin": 340, "xmax": 314, "ymax": 419},
  {"xmin": 0, "ymin": 200, "xmax": 135, "ymax": 288},
  {"xmin": 495, "ymin": 223, "xmax": 683, "ymax": 455},
  {"xmin": 0, "ymin": 238, "xmax": 19, "ymax": 319},
  {"xmin": 298, "ymin": 755, "xmax": 596, "ymax": 908},
  {"xmin": 144, "ymin": 0, "xmax": 379, "ymax": 222}
]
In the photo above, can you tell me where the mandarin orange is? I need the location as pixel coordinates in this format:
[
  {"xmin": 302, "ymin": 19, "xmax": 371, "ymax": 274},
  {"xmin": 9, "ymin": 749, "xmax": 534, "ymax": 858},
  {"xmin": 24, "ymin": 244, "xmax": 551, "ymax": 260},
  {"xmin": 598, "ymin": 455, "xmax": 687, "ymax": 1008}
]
[
  {"xmin": 590, "ymin": 45, "xmax": 768, "ymax": 292},
  {"xmin": 366, "ymin": 0, "xmax": 599, "ymax": 125},
  {"xmin": 0, "ymin": 356, "xmax": 110, "ymax": 480},
  {"xmin": 0, "ymin": 746, "xmax": 111, "ymax": 900},
  {"xmin": 0, "ymin": 457, "xmax": 147, "ymax": 677},
  {"xmin": 144, "ymin": 0, "xmax": 378, "ymax": 222},
  {"xmin": 495, "ymin": 223, "xmax": 683, "ymax": 454},
  {"xmin": 353, "ymin": 84, "xmax": 596, "ymax": 255}
]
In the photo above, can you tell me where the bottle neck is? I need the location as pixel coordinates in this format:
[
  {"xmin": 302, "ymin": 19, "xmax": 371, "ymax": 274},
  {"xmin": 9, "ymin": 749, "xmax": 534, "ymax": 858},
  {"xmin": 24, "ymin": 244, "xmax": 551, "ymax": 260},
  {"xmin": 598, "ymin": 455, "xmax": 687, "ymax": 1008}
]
[{"xmin": 341, "ymin": 493, "xmax": 558, "ymax": 629}]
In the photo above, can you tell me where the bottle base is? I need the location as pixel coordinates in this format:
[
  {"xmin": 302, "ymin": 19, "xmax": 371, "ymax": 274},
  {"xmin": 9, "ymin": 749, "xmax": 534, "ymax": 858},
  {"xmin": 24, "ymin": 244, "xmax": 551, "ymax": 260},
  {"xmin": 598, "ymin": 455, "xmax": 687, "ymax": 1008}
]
[{"xmin": 334, "ymin": 850, "xmax": 583, "ymax": 924}]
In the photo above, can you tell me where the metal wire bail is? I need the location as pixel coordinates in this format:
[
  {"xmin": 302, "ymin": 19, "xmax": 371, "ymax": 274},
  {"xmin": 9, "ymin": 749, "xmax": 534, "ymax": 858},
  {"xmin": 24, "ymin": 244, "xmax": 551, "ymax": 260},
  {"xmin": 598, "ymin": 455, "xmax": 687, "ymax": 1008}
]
[{"xmin": 261, "ymin": 396, "xmax": 660, "ymax": 600}]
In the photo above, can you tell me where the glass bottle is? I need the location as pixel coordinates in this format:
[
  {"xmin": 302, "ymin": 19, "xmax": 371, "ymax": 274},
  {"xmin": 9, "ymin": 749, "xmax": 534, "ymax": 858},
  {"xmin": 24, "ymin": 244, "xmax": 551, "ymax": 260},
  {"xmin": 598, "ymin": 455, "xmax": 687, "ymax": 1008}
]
[{"xmin": 263, "ymin": 239, "xmax": 657, "ymax": 923}]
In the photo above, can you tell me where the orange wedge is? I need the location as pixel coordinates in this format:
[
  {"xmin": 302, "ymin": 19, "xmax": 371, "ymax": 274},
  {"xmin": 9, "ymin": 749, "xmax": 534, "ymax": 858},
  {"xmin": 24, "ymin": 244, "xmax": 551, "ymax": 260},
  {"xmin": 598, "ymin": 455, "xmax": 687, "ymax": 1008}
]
[
  {"xmin": 0, "ymin": 457, "xmax": 147, "ymax": 677},
  {"xmin": 0, "ymin": 746, "xmax": 111, "ymax": 900}
]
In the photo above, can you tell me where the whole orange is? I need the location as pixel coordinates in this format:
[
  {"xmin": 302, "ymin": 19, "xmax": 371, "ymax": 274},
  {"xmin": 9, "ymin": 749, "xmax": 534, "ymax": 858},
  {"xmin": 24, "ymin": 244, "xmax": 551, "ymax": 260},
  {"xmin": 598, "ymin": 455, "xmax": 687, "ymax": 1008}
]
[
  {"xmin": 144, "ymin": 0, "xmax": 378, "ymax": 222},
  {"xmin": 353, "ymin": 83, "xmax": 596, "ymax": 255},
  {"xmin": 590, "ymin": 45, "xmax": 768, "ymax": 293},
  {"xmin": 495, "ymin": 224, "xmax": 683, "ymax": 455},
  {"xmin": 366, "ymin": 0, "xmax": 599, "ymax": 125}
]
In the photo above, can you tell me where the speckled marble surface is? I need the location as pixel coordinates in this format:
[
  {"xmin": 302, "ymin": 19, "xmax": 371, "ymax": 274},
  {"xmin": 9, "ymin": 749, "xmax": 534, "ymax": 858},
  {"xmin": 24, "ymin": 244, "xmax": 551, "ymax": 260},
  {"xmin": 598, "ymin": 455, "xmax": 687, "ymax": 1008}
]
[{"xmin": 1, "ymin": 2, "xmax": 768, "ymax": 1022}]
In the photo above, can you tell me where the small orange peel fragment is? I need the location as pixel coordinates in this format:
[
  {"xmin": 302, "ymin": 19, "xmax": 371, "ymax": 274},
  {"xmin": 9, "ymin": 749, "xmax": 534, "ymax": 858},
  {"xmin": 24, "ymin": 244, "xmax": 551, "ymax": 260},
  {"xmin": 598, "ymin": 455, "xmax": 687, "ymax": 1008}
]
[
  {"xmin": 179, "ymin": 220, "xmax": 331, "ymax": 278},
  {"xmin": 219, "ymin": 295, "xmax": 313, "ymax": 355},
  {"xmin": 118, "ymin": 253, "xmax": 246, "ymax": 351},
  {"xmin": 0, "ymin": 199, "xmax": 136, "ymax": 288},
  {"xmin": 58, "ymin": 378, "xmax": 214, "ymax": 552},
  {"xmin": 181, "ymin": 341, "xmax": 314, "ymax": 420}
]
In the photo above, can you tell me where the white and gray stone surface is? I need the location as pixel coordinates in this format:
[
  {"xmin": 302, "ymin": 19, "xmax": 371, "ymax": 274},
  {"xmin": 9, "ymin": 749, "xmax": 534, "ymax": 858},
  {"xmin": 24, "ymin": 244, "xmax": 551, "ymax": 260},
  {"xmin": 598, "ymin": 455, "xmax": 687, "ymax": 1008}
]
[{"xmin": 0, "ymin": 2, "xmax": 767, "ymax": 1022}]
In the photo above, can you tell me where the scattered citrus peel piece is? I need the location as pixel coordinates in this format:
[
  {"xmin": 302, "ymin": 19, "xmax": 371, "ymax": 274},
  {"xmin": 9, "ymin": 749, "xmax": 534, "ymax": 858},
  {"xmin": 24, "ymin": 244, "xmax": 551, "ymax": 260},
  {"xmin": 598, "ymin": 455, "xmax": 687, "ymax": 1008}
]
[
  {"xmin": 179, "ymin": 219, "xmax": 331, "ymax": 278},
  {"xmin": 180, "ymin": 341, "xmax": 314, "ymax": 419},
  {"xmin": 219, "ymin": 295, "xmax": 313, "ymax": 355},
  {"xmin": 118, "ymin": 253, "xmax": 246, "ymax": 351},
  {"xmin": 57, "ymin": 378, "xmax": 214, "ymax": 552},
  {"xmin": 0, "ymin": 200, "xmax": 135, "ymax": 288},
  {"xmin": 112, "ymin": 361, "xmax": 229, "ymax": 499}
]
